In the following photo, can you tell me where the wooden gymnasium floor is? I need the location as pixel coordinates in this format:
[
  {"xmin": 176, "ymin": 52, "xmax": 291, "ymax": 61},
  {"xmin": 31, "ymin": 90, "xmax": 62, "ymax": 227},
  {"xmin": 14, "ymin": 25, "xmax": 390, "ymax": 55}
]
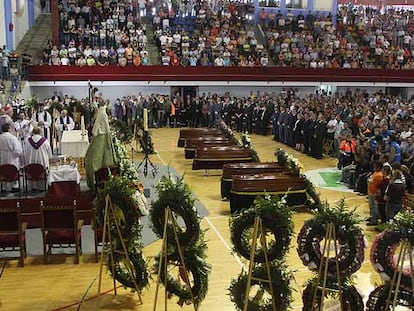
[{"xmin": 0, "ymin": 128, "xmax": 380, "ymax": 311}]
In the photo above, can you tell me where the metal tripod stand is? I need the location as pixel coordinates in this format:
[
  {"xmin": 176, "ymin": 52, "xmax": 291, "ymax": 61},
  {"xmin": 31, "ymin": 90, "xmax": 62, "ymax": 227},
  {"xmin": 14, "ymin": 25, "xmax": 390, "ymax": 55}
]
[{"xmin": 137, "ymin": 130, "xmax": 157, "ymax": 177}]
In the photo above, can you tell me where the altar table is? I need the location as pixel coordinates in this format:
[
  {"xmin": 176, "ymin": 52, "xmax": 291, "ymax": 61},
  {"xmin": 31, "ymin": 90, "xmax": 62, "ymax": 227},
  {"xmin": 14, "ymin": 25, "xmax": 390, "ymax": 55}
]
[{"xmin": 61, "ymin": 130, "xmax": 89, "ymax": 158}]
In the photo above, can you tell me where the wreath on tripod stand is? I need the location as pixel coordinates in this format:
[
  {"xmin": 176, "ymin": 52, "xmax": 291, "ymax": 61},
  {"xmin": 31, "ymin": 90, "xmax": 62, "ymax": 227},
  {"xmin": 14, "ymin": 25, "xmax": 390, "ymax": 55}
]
[
  {"xmin": 150, "ymin": 172, "xmax": 211, "ymax": 306},
  {"xmin": 94, "ymin": 176, "xmax": 149, "ymax": 290},
  {"xmin": 230, "ymin": 195, "xmax": 293, "ymax": 262},
  {"xmin": 229, "ymin": 195, "xmax": 294, "ymax": 311},
  {"xmin": 296, "ymin": 199, "xmax": 365, "ymax": 280}
]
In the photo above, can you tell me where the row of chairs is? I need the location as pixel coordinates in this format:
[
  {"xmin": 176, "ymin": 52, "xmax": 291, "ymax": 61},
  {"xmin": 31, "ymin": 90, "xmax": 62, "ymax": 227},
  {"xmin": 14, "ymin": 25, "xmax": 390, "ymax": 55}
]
[
  {"xmin": 0, "ymin": 199, "xmax": 103, "ymax": 266},
  {"xmin": 0, "ymin": 163, "xmax": 47, "ymax": 196},
  {"xmin": 0, "ymin": 165, "xmax": 118, "ymax": 266}
]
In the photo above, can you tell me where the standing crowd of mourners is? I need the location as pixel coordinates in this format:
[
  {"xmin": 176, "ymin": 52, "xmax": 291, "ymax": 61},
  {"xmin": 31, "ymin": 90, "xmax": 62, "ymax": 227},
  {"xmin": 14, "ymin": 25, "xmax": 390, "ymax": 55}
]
[{"xmin": 2, "ymin": 87, "xmax": 414, "ymax": 219}]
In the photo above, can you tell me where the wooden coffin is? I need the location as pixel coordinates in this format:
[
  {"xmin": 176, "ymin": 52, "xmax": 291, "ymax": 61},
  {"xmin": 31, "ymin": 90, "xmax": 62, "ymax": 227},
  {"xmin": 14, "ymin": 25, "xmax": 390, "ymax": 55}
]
[
  {"xmin": 177, "ymin": 128, "xmax": 222, "ymax": 147},
  {"xmin": 192, "ymin": 146, "xmax": 253, "ymax": 170},
  {"xmin": 220, "ymin": 162, "xmax": 288, "ymax": 199},
  {"xmin": 185, "ymin": 137, "xmax": 237, "ymax": 159},
  {"xmin": 229, "ymin": 173, "xmax": 307, "ymax": 213}
]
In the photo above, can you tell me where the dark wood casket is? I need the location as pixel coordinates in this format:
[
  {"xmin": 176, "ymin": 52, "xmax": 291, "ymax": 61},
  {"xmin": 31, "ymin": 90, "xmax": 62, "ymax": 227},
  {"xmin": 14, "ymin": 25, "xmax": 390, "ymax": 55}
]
[
  {"xmin": 177, "ymin": 128, "xmax": 222, "ymax": 147},
  {"xmin": 229, "ymin": 173, "xmax": 307, "ymax": 213},
  {"xmin": 185, "ymin": 137, "xmax": 237, "ymax": 159},
  {"xmin": 192, "ymin": 146, "xmax": 253, "ymax": 170},
  {"xmin": 221, "ymin": 162, "xmax": 288, "ymax": 199}
]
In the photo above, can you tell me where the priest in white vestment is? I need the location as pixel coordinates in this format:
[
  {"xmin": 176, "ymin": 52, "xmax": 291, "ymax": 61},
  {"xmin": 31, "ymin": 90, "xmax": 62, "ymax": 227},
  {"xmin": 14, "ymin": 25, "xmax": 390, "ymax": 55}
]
[
  {"xmin": 55, "ymin": 109, "xmax": 75, "ymax": 154},
  {"xmin": 0, "ymin": 123, "xmax": 22, "ymax": 191},
  {"xmin": 14, "ymin": 111, "xmax": 33, "ymax": 141},
  {"xmin": 23, "ymin": 127, "xmax": 52, "ymax": 191},
  {"xmin": 30, "ymin": 102, "xmax": 53, "ymax": 141}
]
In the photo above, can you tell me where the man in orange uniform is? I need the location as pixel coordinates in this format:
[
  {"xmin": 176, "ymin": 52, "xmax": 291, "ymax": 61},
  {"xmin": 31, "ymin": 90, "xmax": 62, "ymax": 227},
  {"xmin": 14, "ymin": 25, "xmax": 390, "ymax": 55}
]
[{"xmin": 367, "ymin": 161, "xmax": 384, "ymax": 226}]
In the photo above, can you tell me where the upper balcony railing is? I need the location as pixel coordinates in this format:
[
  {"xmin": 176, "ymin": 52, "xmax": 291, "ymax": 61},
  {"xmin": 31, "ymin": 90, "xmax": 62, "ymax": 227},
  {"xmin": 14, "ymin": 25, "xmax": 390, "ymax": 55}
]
[{"xmin": 27, "ymin": 65, "xmax": 414, "ymax": 84}]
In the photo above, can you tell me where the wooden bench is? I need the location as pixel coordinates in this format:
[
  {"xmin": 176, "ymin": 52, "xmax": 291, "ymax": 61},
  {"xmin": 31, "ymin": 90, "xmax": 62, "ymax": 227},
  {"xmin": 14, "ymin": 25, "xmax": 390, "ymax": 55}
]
[
  {"xmin": 184, "ymin": 136, "xmax": 236, "ymax": 159},
  {"xmin": 177, "ymin": 128, "xmax": 222, "ymax": 147},
  {"xmin": 229, "ymin": 173, "xmax": 307, "ymax": 213},
  {"xmin": 221, "ymin": 162, "xmax": 288, "ymax": 200},
  {"xmin": 192, "ymin": 146, "xmax": 253, "ymax": 170}
]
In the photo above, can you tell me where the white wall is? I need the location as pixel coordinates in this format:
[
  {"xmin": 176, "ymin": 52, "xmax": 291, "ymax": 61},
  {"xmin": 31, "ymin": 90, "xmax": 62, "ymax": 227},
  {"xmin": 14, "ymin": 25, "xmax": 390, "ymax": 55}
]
[
  {"xmin": 0, "ymin": 2, "xmax": 6, "ymax": 47},
  {"xmin": 12, "ymin": 0, "xmax": 29, "ymax": 49},
  {"xmin": 29, "ymin": 84, "xmax": 170, "ymax": 102},
  {"xmin": 34, "ymin": 0, "xmax": 43, "ymax": 21}
]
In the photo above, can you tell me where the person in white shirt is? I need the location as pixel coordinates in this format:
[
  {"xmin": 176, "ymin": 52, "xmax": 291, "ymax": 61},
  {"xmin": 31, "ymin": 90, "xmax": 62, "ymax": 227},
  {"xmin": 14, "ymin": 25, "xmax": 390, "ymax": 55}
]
[
  {"xmin": 0, "ymin": 123, "xmax": 22, "ymax": 191},
  {"xmin": 55, "ymin": 109, "xmax": 75, "ymax": 154},
  {"xmin": 14, "ymin": 111, "xmax": 33, "ymax": 141},
  {"xmin": 23, "ymin": 127, "xmax": 52, "ymax": 191}
]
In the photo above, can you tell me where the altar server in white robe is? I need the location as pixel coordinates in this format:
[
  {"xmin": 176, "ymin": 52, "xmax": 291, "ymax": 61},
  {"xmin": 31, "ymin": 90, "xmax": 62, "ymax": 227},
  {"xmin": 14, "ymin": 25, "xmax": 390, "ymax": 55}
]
[
  {"xmin": 31, "ymin": 102, "xmax": 52, "ymax": 141},
  {"xmin": 23, "ymin": 127, "xmax": 52, "ymax": 191},
  {"xmin": 0, "ymin": 123, "xmax": 22, "ymax": 191},
  {"xmin": 55, "ymin": 109, "xmax": 75, "ymax": 154},
  {"xmin": 14, "ymin": 111, "xmax": 33, "ymax": 141}
]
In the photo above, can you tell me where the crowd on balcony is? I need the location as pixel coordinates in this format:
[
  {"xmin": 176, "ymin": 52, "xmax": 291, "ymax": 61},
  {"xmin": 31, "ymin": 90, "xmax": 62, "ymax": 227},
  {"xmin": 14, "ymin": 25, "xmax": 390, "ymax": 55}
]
[
  {"xmin": 263, "ymin": 6, "xmax": 414, "ymax": 69},
  {"xmin": 40, "ymin": 0, "xmax": 151, "ymax": 66},
  {"xmin": 153, "ymin": 0, "xmax": 268, "ymax": 66},
  {"xmin": 38, "ymin": 1, "xmax": 414, "ymax": 69}
]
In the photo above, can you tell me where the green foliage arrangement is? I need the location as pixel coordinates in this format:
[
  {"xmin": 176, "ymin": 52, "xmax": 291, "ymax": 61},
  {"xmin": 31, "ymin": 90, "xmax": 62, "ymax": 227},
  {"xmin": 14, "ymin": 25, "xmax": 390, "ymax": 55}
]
[
  {"xmin": 238, "ymin": 132, "xmax": 260, "ymax": 162},
  {"xmin": 230, "ymin": 195, "xmax": 293, "ymax": 262},
  {"xmin": 94, "ymin": 175, "xmax": 149, "ymax": 290},
  {"xmin": 275, "ymin": 148, "xmax": 321, "ymax": 209},
  {"xmin": 229, "ymin": 195, "xmax": 294, "ymax": 310},
  {"xmin": 150, "ymin": 172, "xmax": 210, "ymax": 306},
  {"xmin": 297, "ymin": 199, "xmax": 365, "ymax": 280},
  {"xmin": 229, "ymin": 261, "xmax": 294, "ymax": 311}
]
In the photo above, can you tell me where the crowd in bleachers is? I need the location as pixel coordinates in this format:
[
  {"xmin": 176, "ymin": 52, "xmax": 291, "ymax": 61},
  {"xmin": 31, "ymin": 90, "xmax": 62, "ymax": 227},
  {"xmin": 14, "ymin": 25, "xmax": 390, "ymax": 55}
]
[
  {"xmin": 41, "ymin": 0, "xmax": 151, "ymax": 66},
  {"xmin": 37, "ymin": 2, "xmax": 414, "ymax": 69},
  {"xmin": 264, "ymin": 6, "xmax": 414, "ymax": 69},
  {"xmin": 153, "ymin": 0, "xmax": 268, "ymax": 66}
]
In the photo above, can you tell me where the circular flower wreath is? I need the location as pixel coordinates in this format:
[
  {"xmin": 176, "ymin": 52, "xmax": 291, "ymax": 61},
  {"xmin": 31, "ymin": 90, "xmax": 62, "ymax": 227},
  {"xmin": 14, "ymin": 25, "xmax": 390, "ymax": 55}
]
[
  {"xmin": 154, "ymin": 240, "xmax": 211, "ymax": 307},
  {"xmin": 366, "ymin": 284, "xmax": 414, "ymax": 311},
  {"xmin": 108, "ymin": 247, "xmax": 149, "ymax": 290},
  {"xmin": 229, "ymin": 261, "xmax": 294, "ymax": 311},
  {"xmin": 302, "ymin": 281, "xmax": 364, "ymax": 311},
  {"xmin": 150, "ymin": 174, "xmax": 201, "ymax": 247},
  {"xmin": 94, "ymin": 176, "xmax": 149, "ymax": 290},
  {"xmin": 230, "ymin": 195, "xmax": 293, "ymax": 263},
  {"xmin": 370, "ymin": 211, "xmax": 414, "ymax": 291},
  {"xmin": 297, "ymin": 200, "xmax": 365, "ymax": 280},
  {"xmin": 370, "ymin": 230, "xmax": 414, "ymax": 290}
]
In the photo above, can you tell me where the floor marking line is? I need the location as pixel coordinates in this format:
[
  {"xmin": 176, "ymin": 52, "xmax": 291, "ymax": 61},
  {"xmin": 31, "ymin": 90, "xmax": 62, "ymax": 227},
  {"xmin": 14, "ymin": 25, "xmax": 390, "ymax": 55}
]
[{"xmin": 204, "ymin": 216, "xmax": 246, "ymax": 271}]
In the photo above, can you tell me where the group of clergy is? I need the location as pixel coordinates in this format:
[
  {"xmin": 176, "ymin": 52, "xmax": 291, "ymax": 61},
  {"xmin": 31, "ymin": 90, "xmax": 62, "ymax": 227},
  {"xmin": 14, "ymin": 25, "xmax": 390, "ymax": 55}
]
[{"xmin": 0, "ymin": 102, "xmax": 75, "ymax": 192}]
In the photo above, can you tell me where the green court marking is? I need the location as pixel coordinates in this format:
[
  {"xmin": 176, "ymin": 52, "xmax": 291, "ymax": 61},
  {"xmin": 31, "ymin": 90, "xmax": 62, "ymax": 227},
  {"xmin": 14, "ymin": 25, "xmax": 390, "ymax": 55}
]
[{"xmin": 319, "ymin": 171, "xmax": 342, "ymax": 187}]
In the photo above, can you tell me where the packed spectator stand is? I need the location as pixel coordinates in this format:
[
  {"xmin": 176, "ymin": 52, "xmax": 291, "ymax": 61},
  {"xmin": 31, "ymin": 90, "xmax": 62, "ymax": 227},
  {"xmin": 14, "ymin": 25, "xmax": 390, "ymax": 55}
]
[{"xmin": 32, "ymin": 1, "xmax": 414, "ymax": 69}]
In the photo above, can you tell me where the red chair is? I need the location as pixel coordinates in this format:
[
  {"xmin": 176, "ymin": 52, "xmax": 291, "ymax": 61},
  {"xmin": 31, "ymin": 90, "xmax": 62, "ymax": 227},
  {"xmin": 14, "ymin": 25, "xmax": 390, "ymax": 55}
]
[
  {"xmin": 0, "ymin": 202, "xmax": 27, "ymax": 267},
  {"xmin": 23, "ymin": 163, "xmax": 47, "ymax": 195},
  {"xmin": 40, "ymin": 199, "xmax": 83, "ymax": 264},
  {"xmin": 94, "ymin": 166, "xmax": 117, "ymax": 190},
  {"xmin": 48, "ymin": 181, "xmax": 80, "ymax": 197},
  {"xmin": 0, "ymin": 164, "xmax": 22, "ymax": 194}
]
